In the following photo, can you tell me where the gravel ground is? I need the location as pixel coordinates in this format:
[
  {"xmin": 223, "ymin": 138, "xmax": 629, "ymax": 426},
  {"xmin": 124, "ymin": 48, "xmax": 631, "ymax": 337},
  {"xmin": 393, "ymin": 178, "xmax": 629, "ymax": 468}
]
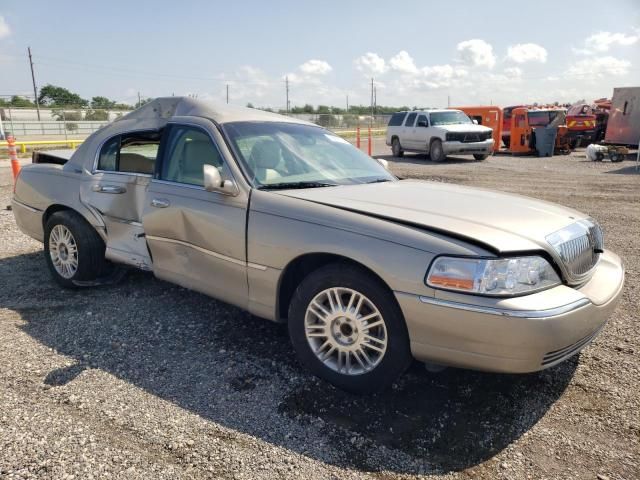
[{"xmin": 0, "ymin": 146, "xmax": 638, "ymax": 479}]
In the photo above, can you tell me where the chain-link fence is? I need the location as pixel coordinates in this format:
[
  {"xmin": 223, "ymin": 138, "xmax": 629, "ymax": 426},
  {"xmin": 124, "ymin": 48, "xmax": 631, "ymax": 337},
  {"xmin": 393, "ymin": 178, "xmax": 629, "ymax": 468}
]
[{"xmin": 0, "ymin": 107, "xmax": 390, "ymax": 141}]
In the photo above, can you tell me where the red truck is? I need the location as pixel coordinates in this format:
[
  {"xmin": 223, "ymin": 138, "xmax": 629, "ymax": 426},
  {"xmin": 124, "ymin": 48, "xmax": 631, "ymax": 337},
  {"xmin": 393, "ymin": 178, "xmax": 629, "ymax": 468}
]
[{"xmin": 565, "ymin": 102, "xmax": 609, "ymax": 147}]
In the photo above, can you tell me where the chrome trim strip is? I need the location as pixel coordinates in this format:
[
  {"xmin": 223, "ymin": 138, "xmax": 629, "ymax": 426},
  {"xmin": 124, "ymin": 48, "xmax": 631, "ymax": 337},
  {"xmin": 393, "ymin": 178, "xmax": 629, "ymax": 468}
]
[
  {"xmin": 12, "ymin": 198, "xmax": 42, "ymax": 213},
  {"xmin": 145, "ymin": 235, "xmax": 267, "ymax": 270},
  {"xmin": 418, "ymin": 296, "xmax": 591, "ymax": 318}
]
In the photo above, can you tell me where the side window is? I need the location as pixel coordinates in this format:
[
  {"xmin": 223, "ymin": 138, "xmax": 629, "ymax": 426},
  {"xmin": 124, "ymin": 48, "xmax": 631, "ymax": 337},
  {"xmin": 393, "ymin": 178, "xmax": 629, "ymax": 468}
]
[
  {"xmin": 404, "ymin": 112, "xmax": 417, "ymax": 127},
  {"xmin": 97, "ymin": 131, "xmax": 161, "ymax": 174},
  {"xmin": 160, "ymin": 125, "xmax": 225, "ymax": 187},
  {"xmin": 388, "ymin": 112, "xmax": 407, "ymax": 127},
  {"xmin": 416, "ymin": 114, "xmax": 429, "ymax": 127}
]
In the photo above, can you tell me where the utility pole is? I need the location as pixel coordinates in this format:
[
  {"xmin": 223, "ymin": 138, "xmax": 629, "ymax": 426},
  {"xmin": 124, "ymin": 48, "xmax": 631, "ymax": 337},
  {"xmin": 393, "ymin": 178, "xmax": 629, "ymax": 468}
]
[
  {"xmin": 28, "ymin": 47, "xmax": 41, "ymax": 121},
  {"xmin": 226, "ymin": 84, "xmax": 229, "ymax": 104},
  {"xmin": 285, "ymin": 76, "xmax": 290, "ymax": 113},
  {"xmin": 374, "ymin": 86, "xmax": 377, "ymax": 115},
  {"xmin": 370, "ymin": 78, "xmax": 374, "ymax": 123},
  {"xmin": 346, "ymin": 94, "xmax": 349, "ymax": 113},
  {"xmin": 447, "ymin": 94, "xmax": 450, "ymax": 108},
  {"xmin": 137, "ymin": 91, "xmax": 141, "ymax": 108}
]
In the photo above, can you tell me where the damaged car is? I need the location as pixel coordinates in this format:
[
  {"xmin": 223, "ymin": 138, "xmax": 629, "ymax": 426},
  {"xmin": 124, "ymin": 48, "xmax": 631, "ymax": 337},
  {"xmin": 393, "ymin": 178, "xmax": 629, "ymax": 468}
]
[{"xmin": 12, "ymin": 98, "xmax": 624, "ymax": 393}]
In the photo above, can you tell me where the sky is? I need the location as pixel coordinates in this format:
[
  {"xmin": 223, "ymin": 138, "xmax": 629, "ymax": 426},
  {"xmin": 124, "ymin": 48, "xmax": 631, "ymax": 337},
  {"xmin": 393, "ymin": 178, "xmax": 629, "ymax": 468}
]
[{"xmin": 1, "ymin": 0, "xmax": 639, "ymax": 109}]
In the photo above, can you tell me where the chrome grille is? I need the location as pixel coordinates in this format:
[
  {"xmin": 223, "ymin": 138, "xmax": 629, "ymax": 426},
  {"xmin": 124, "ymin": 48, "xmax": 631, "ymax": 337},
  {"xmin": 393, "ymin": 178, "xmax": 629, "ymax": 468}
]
[{"xmin": 546, "ymin": 219, "xmax": 603, "ymax": 281}]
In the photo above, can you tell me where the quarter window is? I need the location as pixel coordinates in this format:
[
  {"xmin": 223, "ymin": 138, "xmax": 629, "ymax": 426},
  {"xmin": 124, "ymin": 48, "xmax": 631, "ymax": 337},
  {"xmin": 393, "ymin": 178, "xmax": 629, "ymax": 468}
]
[
  {"xmin": 404, "ymin": 112, "xmax": 417, "ymax": 127},
  {"xmin": 97, "ymin": 131, "xmax": 162, "ymax": 174},
  {"xmin": 388, "ymin": 112, "xmax": 407, "ymax": 127},
  {"xmin": 160, "ymin": 125, "xmax": 225, "ymax": 187}
]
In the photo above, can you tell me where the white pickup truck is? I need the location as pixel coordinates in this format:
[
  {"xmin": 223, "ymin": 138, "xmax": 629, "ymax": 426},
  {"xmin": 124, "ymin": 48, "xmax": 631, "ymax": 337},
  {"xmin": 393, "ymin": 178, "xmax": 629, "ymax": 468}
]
[{"xmin": 385, "ymin": 109, "xmax": 494, "ymax": 161}]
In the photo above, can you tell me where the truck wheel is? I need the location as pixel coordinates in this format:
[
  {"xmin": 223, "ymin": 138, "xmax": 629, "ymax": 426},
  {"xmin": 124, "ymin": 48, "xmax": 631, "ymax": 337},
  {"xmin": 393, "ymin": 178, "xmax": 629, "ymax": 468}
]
[
  {"xmin": 288, "ymin": 263, "xmax": 412, "ymax": 394},
  {"xmin": 610, "ymin": 152, "xmax": 622, "ymax": 163},
  {"xmin": 391, "ymin": 137, "xmax": 404, "ymax": 157},
  {"xmin": 430, "ymin": 139, "xmax": 446, "ymax": 162},
  {"xmin": 44, "ymin": 211, "xmax": 109, "ymax": 288},
  {"xmin": 473, "ymin": 154, "xmax": 489, "ymax": 161}
]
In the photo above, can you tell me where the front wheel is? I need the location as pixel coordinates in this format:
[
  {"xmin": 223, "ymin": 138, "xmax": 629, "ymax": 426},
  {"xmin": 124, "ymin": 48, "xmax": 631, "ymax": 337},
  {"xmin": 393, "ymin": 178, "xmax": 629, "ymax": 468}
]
[
  {"xmin": 288, "ymin": 263, "xmax": 412, "ymax": 394},
  {"xmin": 429, "ymin": 139, "xmax": 446, "ymax": 162},
  {"xmin": 473, "ymin": 153, "xmax": 489, "ymax": 161}
]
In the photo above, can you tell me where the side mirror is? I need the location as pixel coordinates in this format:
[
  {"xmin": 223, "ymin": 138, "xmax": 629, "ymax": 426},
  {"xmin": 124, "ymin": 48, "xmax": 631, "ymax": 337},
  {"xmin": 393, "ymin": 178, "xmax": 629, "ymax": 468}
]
[
  {"xmin": 203, "ymin": 164, "xmax": 238, "ymax": 196},
  {"xmin": 472, "ymin": 119, "xmax": 479, "ymax": 125},
  {"xmin": 375, "ymin": 158, "xmax": 389, "ymax": 169}
]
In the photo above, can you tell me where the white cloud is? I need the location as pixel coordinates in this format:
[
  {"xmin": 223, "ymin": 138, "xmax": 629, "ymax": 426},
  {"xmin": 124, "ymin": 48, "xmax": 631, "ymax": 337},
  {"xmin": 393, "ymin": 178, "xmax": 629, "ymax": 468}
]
[
  {"xmin": 299, "ymin": 59, "xmax": 332, "ymax": 75},
  {"xmin": 504, "ymin": 66, "xmax": 523, "ymax": 78},
  {"xmin": 566, "ymin": 56, "xmax": 631, "ymax": 78},
  {"xmin": 0, "ymin": 15, "xmax": 11, "ymax": 39},
  {"xmin": 456, "ymin": 39, "xmax": 496, "ymax": 69},
  {"xmin": 506, "ymin": 43, "xmax": 547, "ymax": 63},
  {"xmin": 574, "ymin": 31, "xmax": 639, "ymax": 55},
  {"xmin": 354, "ymin": 52, "xmax": 388, "ymax": 75},
  {"xmin": 389, "ymin": 50, "xmax": 418, "ymax": 74}
]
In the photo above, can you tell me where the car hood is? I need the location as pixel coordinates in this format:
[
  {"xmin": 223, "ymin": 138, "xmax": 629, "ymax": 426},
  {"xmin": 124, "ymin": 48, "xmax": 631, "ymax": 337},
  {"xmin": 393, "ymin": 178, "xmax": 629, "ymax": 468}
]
[
  {"xmin": 434, "ymin": 124, "xmax": 492, "ymax": 132},
  {"xmin": 275, "ymin": 180, "xmax": 586, "ymax": 253}
]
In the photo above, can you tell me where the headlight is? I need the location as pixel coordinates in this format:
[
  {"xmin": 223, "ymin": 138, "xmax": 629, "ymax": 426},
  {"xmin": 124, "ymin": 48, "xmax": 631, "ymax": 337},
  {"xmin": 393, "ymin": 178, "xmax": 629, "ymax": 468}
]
[{"xmin": 426, "ymin": 256, "xmax": 561, "ymax": 296}]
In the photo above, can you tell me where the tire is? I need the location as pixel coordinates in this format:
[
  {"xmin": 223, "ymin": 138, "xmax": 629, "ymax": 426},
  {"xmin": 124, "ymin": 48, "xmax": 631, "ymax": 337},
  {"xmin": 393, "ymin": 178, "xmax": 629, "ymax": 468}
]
[
  {"xmin": 610, "ymin": 153, "xmax": 622, "ymax": 163},
  {"xmin": 473, "ymin": 154, "xmax": 489, "ymax": 161},
  {"xmin": 391, "ymin": 137, "xmax": 404, "ymax": 157},
  {"xmin": 288, "ymin": 263, "xmax": 412, "ymax": 394},
  {"xmin": 44, "ymin": 210, "xmax": 109, "ymax": 288},
  {"xmin": 429, "ymin": 139, "xmax": 446, "ymax": 162}
]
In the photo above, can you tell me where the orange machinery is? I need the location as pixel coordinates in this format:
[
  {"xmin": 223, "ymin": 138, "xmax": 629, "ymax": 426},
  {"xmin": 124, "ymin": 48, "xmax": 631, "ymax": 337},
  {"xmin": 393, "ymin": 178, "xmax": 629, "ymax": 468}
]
[
  {"xmin": 508, "ymin": 107, "xmax": 533, "ymax": 154},
  {"xmin": 454, "ymin": 106, "xmax": 503, "ymax": 151},
  {"xmin": 504, "ymin": 107, "xmax": 571, "ymax": 155}
]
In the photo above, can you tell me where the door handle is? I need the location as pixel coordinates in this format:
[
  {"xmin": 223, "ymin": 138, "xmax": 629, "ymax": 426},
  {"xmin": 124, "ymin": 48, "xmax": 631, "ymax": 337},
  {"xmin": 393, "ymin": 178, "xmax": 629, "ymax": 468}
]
[
  {"xmin": 151, "ymin": 198, "xmax": 170, "ymax": 208},
  {"xmin": 92, "ymin": 184, "xmax": 126, "ymax": 194}
]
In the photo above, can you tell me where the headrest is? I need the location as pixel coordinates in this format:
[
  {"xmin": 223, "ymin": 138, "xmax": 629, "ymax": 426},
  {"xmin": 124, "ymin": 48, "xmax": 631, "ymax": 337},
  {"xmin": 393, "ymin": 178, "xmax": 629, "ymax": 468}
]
[{"xmin": 249, "ymin": 139, "xmax": 281, "ymax": 169}]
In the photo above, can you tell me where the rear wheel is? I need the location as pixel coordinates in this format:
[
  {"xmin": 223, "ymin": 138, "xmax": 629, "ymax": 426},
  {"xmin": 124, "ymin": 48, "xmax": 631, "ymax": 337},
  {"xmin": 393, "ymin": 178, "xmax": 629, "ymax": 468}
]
[
  {"xmin": 391, "ymin": 137, "xmax": 404, "ymax": 157},
  {"xmin": 473, "ymin": 153, "xmax": 489, "ymax": 161},
  {"xmin": 288, "ymin": 263, "xmax": 412, "ymax": 394},
  {"xmin": 430, "ymin": 139, "xmax": 446, "ymax": 162},
  {"xmin": 44, "ymin": 211, "xmax": 109, "ymax": 288}
]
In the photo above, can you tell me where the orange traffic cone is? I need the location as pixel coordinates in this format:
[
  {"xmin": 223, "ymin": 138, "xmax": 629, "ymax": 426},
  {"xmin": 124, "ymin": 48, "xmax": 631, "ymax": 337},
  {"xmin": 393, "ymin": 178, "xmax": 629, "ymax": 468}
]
[{"xmin": 7, "ymin": 135, "xmax": 20, "ymax": 182}]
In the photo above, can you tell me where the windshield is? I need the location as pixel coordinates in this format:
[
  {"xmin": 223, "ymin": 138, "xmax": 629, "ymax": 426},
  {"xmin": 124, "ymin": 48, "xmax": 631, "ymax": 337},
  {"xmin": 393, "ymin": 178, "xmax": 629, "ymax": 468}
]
[
  {"xmin": 223, "ymin": 122, "xmax": 395, "ymax": 188},
  {"xmin": 430, "ymin": 111, "xmax": 472, "ymax": 126}
]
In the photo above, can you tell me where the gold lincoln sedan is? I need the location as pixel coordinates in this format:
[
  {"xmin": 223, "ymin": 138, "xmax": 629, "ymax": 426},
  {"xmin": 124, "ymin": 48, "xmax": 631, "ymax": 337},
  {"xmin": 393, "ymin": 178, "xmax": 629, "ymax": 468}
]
[{"xmin": 12, "ymin": 97, "xmax": 624, "ymax": 393}]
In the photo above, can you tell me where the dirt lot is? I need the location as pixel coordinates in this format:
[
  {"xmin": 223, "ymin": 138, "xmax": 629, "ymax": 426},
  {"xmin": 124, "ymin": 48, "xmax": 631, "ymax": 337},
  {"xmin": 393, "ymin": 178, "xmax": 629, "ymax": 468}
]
[{"xmin": 0, "ymin": 146, "xmax": 638, "ymax": 479}]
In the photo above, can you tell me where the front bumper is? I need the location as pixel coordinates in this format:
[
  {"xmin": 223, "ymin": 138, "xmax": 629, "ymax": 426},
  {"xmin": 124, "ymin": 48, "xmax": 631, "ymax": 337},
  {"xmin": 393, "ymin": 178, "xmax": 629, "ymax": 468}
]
[
  {"xmin": 396, "ymin": 249, "xmax": 624, "ymax": 373},
  {"xmin": 442, "ymin": 138, "xmax": 494, "ymax": 155}
]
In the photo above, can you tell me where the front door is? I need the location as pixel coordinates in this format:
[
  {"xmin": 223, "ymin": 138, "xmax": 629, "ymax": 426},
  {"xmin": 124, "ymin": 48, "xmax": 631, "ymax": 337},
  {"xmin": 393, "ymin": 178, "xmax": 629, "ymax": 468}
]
[
  {"xmin": 142, "ymin": 121, "xmax": 249, "ymax": 309},
  {"xmin": 408, "ymin": 114, "xmax": 429, "ymax": 152}
]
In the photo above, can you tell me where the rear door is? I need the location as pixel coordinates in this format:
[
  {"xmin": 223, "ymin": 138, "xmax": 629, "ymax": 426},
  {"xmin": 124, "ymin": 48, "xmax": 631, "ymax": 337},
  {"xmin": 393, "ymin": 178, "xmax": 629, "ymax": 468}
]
[
  {"xmin": 80, "ymin": 130, "xmax": 162, "ymax": 270},
  {"xmin": 142, "ymin": 119, "xmax": 249, "ymax": 309}
]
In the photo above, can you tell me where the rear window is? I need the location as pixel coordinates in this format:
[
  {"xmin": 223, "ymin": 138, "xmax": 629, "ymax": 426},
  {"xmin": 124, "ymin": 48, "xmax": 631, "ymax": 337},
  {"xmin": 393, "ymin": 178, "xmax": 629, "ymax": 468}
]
[
  {"xmin": 388, "ymin": 112, "xmax": 407, "ymax": 127},
  {"xmin": 404, "ymin": 112, "xmax": 417, "ymax": 127}
]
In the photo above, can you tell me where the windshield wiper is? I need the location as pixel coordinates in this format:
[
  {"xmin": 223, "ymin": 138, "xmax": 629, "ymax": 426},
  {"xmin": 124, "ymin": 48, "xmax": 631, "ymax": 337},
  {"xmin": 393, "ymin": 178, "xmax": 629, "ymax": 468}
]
[
  {"xmin": 257, "ymin": 181, "xmax": 339, "ymax": 190},
  {"xmin": 364, "ymin": 178, "xmax": 393, "ymax": 184}
]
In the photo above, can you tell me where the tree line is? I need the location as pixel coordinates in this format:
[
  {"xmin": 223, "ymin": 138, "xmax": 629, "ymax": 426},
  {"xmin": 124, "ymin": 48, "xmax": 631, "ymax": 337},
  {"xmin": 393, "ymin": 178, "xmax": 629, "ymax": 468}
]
[{"xmin": 3, "ymin": 84, "xmax": 412, "ymax": 117}]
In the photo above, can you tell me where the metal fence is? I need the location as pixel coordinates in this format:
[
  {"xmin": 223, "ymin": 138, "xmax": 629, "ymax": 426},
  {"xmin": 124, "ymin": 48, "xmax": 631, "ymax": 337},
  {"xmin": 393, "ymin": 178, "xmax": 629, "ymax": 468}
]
[{"xmin": 0, "ymin": 107, "xmax": 390, "ymax": 140}]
